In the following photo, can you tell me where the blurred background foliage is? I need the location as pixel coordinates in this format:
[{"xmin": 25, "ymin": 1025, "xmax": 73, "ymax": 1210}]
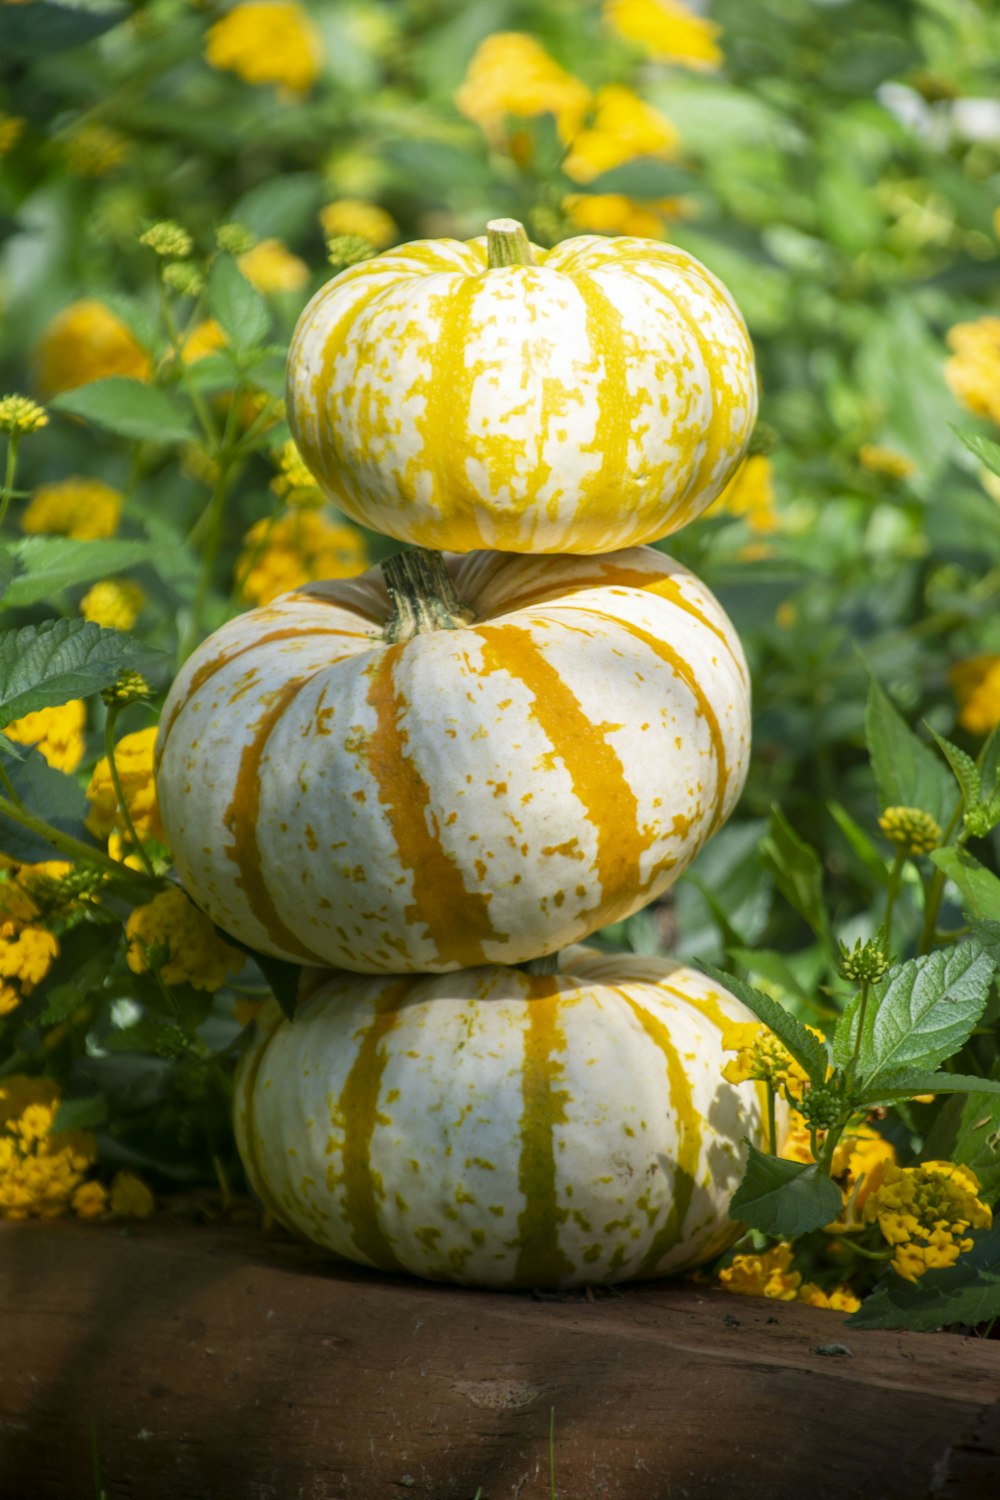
[{"xmin": 1, "ymin": 0, "xmax": 1000, "ymax": 1205}]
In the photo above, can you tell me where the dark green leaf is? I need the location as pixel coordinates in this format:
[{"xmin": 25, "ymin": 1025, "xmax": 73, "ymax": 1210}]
[
  {"xmin": 953, "ymin": 1084, "xmax": 1000, "ymax": 1205},
  {"xmin": 580, "ymin": 159, "xmax": 695, "ymax": 198},
  {"xmin": 0, "ymin": 748, "xmax": 93, "ymax": 863},
  {"xmin": 926, "ymin": 725, "xmax": 981, "ymax": 810},
  {"xmin": 207, "ymin": 256, "xmax": 269, "ymax": 353},
  {"xmin": 3, "ymin": 538, "xmax": 153, "ymax": 609},
  {"xmin": 230, "ymin": 173, "xmax": 325, "ymax": 241},
  {"xmin": 969, "ymin": 918, "xmax": 1000, "ymax": 964},
  {"xmin": 930, "ymin": 846, "xmax": 1000, "ymax": 922},
  {"xmin": 758, "ymin": 805, "xmax": 831, "ymax": 945},
  {"xmin": 103, "ymin": 1018, "xmax": 194, "ymax": 1059},
  {"xmin": 856, "ymin": 943, "xmax": 995, "ymax": 1089},
  {"xmin": 698, "ymin": 961, "xmax": 828, "ymax": 1083},
  {"xmin": 38, "ymin": 923, "xmax": 121, "ymax": 1027},
  {"xmin": 52, "ymin": 1094, "xmax": 108, "ymax": 1133},
  {"xmin": 854, "ymin": 1072, "xmax": 1000, "ymax": 1107},
  {"xmin": 847, "ymin": 1224, "xmax": 1000, "ymax": 1331},
  {"xmin": 865, "ymin": 675, "xmax": 957, "ymax": 826},
  {"xmin": 212, "ymin": 922, "xmax": 298, "ymax": 1020},
  {"xmin": 0, "ymin": 618, "xmax": 161, "ymax": 728},
  {"xmin": 832, "ymin": 989, "xmax": 863, "ymax": 1071},
  {"xmin": 731, "ymin": 1145, "xmax": 843, "ymax": 1237},
  {"xmin": 51, "ymin": 378, "xmax": 193, "ymax": 444},
  {"xmin": 0, "ymin": 3, "xmax": 127, "ymax": 56},
  {"xmin": 828, "ymin": 801, "xmax": 889, "ymax": 888}
]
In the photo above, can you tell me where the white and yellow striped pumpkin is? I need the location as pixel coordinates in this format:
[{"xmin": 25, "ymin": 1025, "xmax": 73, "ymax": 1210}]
[
  {"xmin": 286, "ymin": 226, "xmax": 757, "ymax": 555},
  {"xmin": 155, "ymin": 547, "xmax": 750, "ymax": 973},
  {"xmin": 235, "ymin": 948, "xmax": 772, "ymax": 1288}
]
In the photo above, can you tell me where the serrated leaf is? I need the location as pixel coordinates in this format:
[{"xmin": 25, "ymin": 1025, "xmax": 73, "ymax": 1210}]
[
  {"xmin": 865, "ymin": 675, "xmax": 957, "ymax": 826},
  {"xmin": 698, "ymin": 961, "xmax": 828, "ymax": 1083},
  {"xmin": 857, "ymin": 943, "xmax": 995, "ymax": 1090},
  {"xmin": 758, "ymin": 805, "xmax": 831, "ymax": 946},
  {"xmin": 846, "ymin": 1224, "xmax": 1000, "ymax": 1330},
  {"xmin": 0, "ymin": 748, "xmax": 93, "ymax": 863},
  {"xmin": 0, "ymin": 618, "xmax": 161, "ymax": 728},
  {"xmin": 730, "ymin": 1145, "xmax": 843, "ymax": 1237},
  {"xmin": 854, "ymin": 1071, "xmax": 1000, "ymax": 1107},
  {"xmin": 832, "ymin": 990, "xmax": 863, "ymax": 1070},
  {"xmin": 51, "ymin": 378, "xmax": 193, "ymax": 444},
  {"xmin": 926, "ymin": 724, "xmax": 981, "ymax": 810},
  {"xmin": 207, "ymin": 256, "xmax": 269, "ymax": 353},
  {"xmin": 51, "ymin": 1095, "xmax": 108, "ymax": 1133},
  {"xmin": 956, "ymin": 427, "xmax": 1000, "ymax": 482},
  {"xmin": 954, "ymin": 1090, "xmax": 1000, "ymax": 1206},
  {"xmin": 930, "ymin": 846, "xmax": 1000, "ymax": 922},
  {"xmin": 968, "ymin": 918, "xmax": 1000, "ymax": 963},
  {"xmin": 979, "ymin": 720, "xmax": 1000, "ymax": 801},
  {"xmin": 3, "ymin": 538, "xmax": 153, "ymax": 609},
  {"xmin": 828, "ymin": 801, "xmax": 890, "ymax": 888}
]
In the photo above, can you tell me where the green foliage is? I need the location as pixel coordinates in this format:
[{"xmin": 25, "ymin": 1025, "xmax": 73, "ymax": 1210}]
[
  {"xmin": 731, "ymin": 1147, "xmax": 844, "ymax": 1238},
  {"xmin": 846, "ymin": 1226, "xmax": 1000, "ymax": 1331}
]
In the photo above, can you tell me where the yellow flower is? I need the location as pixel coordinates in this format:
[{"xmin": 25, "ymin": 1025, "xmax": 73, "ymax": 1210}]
[
  {"xmin": 945, "ymin": 317, "xmax": 1000, "ymax": 426},
  {"xmin": 6, "ymin": 699, "xmax": 86, "ymax": 773},
  {"xmin": 721, "ymin": 1021, "xmax": 810, "ymax": 1101},
  {"xmin": 0, "ymin": 1076, "xmax": 98, "ymax": 1221},
  {"xmin": 318, "ymin": 198, "xmax": 397, "ymax": 250},
  {"xmin": 858, "ymin": 444, "xmax": 916, "ymax": 480},
  {"xmin": 720, "ymin": 1241, "xmax": 801, "ymax": 1300},
  {"xmin": 797, "ymin": 1282, "xmax": 861, "ymax": 1312},
  {"xmin": 35, "ymin": 299, "xmax": 151, "ymax": 396},
  {"xmin": 110, "ymin": 1170, "xmax": 155, "ymax": 1219},
  {"xmin": 61, "ymin": 121, "xmax": 131, "ymax": 178},
  {"xmin": 878, "ymin": 805, "xmax": 942, "ymax": 857},
  {"xmin": 270, "ymin": 438, "xmax": 323, "ymax": 508},
  {"xmin": 0, "ymin": 394, "xmax": 48, "ymax": 436},
  {"xmin": 951, "ymin": 653, "xmax": 1000, "ymax": 736},
  {"xmin": 563, "ymin": 85, "xmax": 679, "ymax": 184},
  {"xmin": 238, "ymin": 238, "xmax": 310, "ymax": 293},
  {"xmin": 72, "ymin": 1180, "xmax": 108, "ymax": 1219},
  {"xmin": 126, "ymin": 887, "xmax": 241, "ymax": 992},
  {"xmin": 864, "ymin": 1161, "xmax": 992, "ymax": 1282},
  {"xmin": 563, "ymin": 192, "xmax": 688, "ymax": 239},
  {"xmin": 712, "ymin": 455, "xmax": 779, "ymax": 533},
  {"xmin": 205, "ymin": 2, "xmax": 324, "ymax": 95},
  {"xmin": 180, "ymin": 318, "xmax": 228, "ymax": 364},
  {"xmin": 603, "ymin": 0, "xmax": 723, "ymax": 70},
  {"xmin": 455, "ymin": 32, "xmax": 592, "ymax": 145},
  {"xmin": 86, "ymin": 726, "xmax": 164, "ymax": 844},
  {"xmin": 80, "ymin": 578, "xmax": 145, "ymax": 631},
  {"xmin": 0, "ymin": 115, "xmax": 26, "ymax": 156},
  {"xmin": 22, "ymin": 476, "xmax": 122, "ymax": 540},
  {"xmin": 237, "ymin": 510, "xmax": 367, "ymax": 606}
]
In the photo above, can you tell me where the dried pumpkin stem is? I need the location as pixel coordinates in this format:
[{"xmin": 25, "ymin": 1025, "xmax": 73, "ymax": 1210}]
[
  {"xmin": 517, "ymin": 952, "xmax": 562, "ymax": 976},
  {"xmin": 486, "ymin": 218, "xmax": 535, "ymax": 269},
  {"xmin": 381, "ymin": 547, "xmax": 472, "ymax": 643}
]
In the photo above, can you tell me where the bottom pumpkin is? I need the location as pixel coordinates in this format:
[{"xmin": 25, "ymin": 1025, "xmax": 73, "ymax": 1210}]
[{"xmin": 234, "ymin": 947, "xmax": 772, "ymax": 1289}]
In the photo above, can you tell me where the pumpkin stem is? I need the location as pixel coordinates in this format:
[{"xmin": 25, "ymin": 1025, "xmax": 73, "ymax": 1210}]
[
  {"xmin": 382, "ymin": 547, "xmax": 473, "ymax": 643},
  {"xmin": 517, "ymin": 951, "xmax": 562, "ymax": 976},
  {"xmin": 486, "ymin": 218, "xmax": 536, "ymax": 269}
]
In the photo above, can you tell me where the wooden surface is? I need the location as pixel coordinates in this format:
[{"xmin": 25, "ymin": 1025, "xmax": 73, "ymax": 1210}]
[{"xmin": 1, "ymin": 1218, "xmax": 999, "ymax": 1499}]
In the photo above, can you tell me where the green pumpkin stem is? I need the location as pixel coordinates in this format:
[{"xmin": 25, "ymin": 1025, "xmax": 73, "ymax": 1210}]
[
  {"xmin": 382, "ymin": 547, "xmax": 472, "ymax": 643},
  {"xmin": 486, "ymin": 218, "xmax": 535, "ymax": 269}
]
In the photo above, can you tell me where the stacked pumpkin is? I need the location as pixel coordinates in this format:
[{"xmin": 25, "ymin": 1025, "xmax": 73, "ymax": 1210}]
[{"xmin": 156, "ymin": 220, "xmax": 768, "ymax": 1288}]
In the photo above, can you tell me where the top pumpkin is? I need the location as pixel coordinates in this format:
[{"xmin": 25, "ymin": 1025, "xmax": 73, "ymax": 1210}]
[{"xmin": 287, "ymin": 220, "xmax": 757, "ymax": 555}]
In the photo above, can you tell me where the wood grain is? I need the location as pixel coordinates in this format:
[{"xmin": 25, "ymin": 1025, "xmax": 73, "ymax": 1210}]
[{"xmin": 1, "ymin": 1218, "xmax": 999, "ymax": 1499}]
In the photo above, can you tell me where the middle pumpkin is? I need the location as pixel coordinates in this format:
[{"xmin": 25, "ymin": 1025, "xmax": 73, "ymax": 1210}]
[{"xmin": 156, "ymin": 546, "xmax": 750, "ymax": 973}]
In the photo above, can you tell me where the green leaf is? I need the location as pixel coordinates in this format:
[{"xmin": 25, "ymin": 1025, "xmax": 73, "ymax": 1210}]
[
  {"xmin": 979, "ymin": 720, "xmax": 1000, "ymax": 800},
  {"xmin": 955, "ymin": 427, "xmax": 1000, "ymax": 483},
  {"xmin": 51, "ymin": 378, "xmax": 193, "ymax": 444},
  {"xmin": 0, "ymin": 2, "xmax": 127, "ymax": 56},
  {"xmin": 207, "ymin": 256, "xmax": 269, "ymax": 353},
  {"xmin": 38, "ymin": 924, "xmax": 122, "ymax": 1027},
  {"xmin": 930, "ymin": 846, "xmax": 1000, "ymax": 922},
  {"xmin": 51, "ymin": 1094, "xmax": 108, "ymax": 1133},
  {"xmin": 3, "ymin": 538, "xmax": 153, "ymax": 609},
  {"xmin": 865, "ymin": 675, "xmax": 958, "ymax": 826},
  {"xmin": 758, "ymin": 805, "xmax": 831, "ymax": 945},
  {"xmin": 832, "ymin": 990, "xmax": 863, "ymax": 1071},
  {"xmin": 846, "ymin": 1224, "xmax": 1000, "ymax": 1331},
  {"xmin": 697, "ymin": 961, "xmax": 828, "ymax": 1083},
  {"xmin": 926, "ymin": 725, "xmax": 981, "ymax": 811},
  {"xmin": 0, "ymin": 545, "xmax": 14, "ymax": 605},
  {"xmin": 854, "ymin": 1072, "xmax": 1000, "ymax": 1108},
  {"xmin": 968, "ymin": 918, "xmax": 1000, "ymax": 964},
  {"xmin": 230, "ymin": 173, "xmax": 325, "ymax": 241},
  {"xmin": 0, "ymin": 748, "xmax": 94, "ymax": 864},
  {"xmin": 953, "ymin": 1085, "xmax": 1000, "ymax": 1205},
  {"xmin": 580, "ymin": 159, "xmax": 695, "ymax": 198},
  {"xmin": 828, "ymin": 801, "xmax": 889, "ymax": 888},
  {"xmin": 856, "ymin": 943, "xmax": 995, "ymax": 1090},
  {"xmin": 730, "ymin": 1145, "xmax": 843, "ymax": 1237},
  {"xmin": 0, "ymin": 618, "xmax": 161, "ymax": 729}
]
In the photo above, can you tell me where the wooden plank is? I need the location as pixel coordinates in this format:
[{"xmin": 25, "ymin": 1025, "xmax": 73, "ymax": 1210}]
[{"xmin": 0, "ymin": 1219, "xmax": 998, "ymax": 1499}]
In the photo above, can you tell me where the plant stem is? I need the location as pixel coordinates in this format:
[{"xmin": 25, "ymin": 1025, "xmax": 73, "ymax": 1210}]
[
  {"xmin": 486, "ymin": 218, "xmax": 536, "ymax": 269},
  {"xmin": 104, "ymin": 707, "xmax": 157, "ymax": 879},
  {"xmin": 0, "ymin": 433, "xmax": 19, "ymax": 530},
  {"xmin": 157, "ymin": 280, "xmax": 219, "ymax": 447},
  {"xmin": 382, "ymin": 547, "xmax": 472, "ymax": 643},
  {"xmin": 882, "ymin": 848, "xmax": 906, "ymax": 948},
  {"xmin": 918, "ymin": 804, "xmax": 965, "ymax": 955},
  {"xmin": 0, "ymin": 791, "xmax": 161, "ymax": 890},
  {"xmin": 766, "ymin": 1086, "xmax": 777, "ymax": 1157},
  {"xmin": 849, "ymin": 980, "xmax": 871, "ymax": 1072},
  {"xmin": 180, "ymin": 394, "xmax": 242, "ymax": 663}
]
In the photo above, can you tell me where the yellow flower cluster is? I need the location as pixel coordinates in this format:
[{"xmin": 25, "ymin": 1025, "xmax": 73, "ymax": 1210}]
[
  {"xmin": 863, "ymin": 1160, "xmax": 992, "ymax": 1283},
  {"xmin": 877, "ymin": 805, "xmax": 942, "ymax": 857},
  {"xmin": 711, "ymin": 455, "xmax": 779, "ymax": 534},
  {"xmin": 0, "ymin": 114, "xmax": 26, "ymax": 156},
  {"xmin": 61, "ymin": 121, "xmax": 131, "ymax": 178},
  {"xmin": 205, "ymin": 1, "xmax": 324, "ymax": 95},
  {"xmin": 238, "ymin": 238, "xmax": 310, "ymax": 293},
  {"xmin": 319, "ymin": 199, "xmax": 397, "ymax": 250},
  {"xmin": 603, "ymin": 0, "xmax": 723, "ymax": 69},
  {"xmin": 562, "ymin": 85, "xmax": 678, "ymax": 183},
  {"xmin": 22, "ymin": 476, "xmax": 122, "ymax": 539},
  {"xmin": 35, "ymin": 300, "xmax": 150, "ymax": 396},
  {"xmin": 181, "ymin": 319, "xmax": 227, "ymax": 364},
  {"xmin": 563, "ymin": 193, "xmax": 684, "ymax": 239},
  {"xmin": 126, "ymin": 887, "xmax": 242, "ymax": 992},
  {"xmin": 0, "ymin": 394, "xmax": 48, "ymax": 436},
  {"xmin": 720, "ymin": 1020, "xmax": 809, "ymax": 1101},
  {"xmin": 270, "ymin": 438, "xmax": 323, "ymax": 508},
  {"xmin": 0, "ymin": 1076, "xmax": 98, "ymax": 1220},
  {"xmin": 858, "ymin": 444, "xmax": 916, "ymax": 480},
  {"xmin": 718, "ymin": 1241, "xmax": 860, "ymax": 1312},
  {"xmin": 86, "ymin": 726, "xmax": 165, "ymax": 845},
  {"xmin": 237, "ymin": 510, "xmax": 367, "ymax": 606},
  {"xmin": 456, "ymin": 32, "xmax": 592, "ymax": 143},
  {"xmin": 0, "ymin": 868, "xmax": 60, "ymax": 1017},
  {"xmin": 6, "ymin": 699, "xmax": 87, "ymax": 773},
  {"xmin": 945, "ymin": 317, "xmax": 1000, "ymax": 426},
  {"xmin": 950, "ymin": 653, "xmax": 1000, "ymax": 736},
  {"xmin": 80, "ymin": 578, "xmax": 145, "ymax": 631}
]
